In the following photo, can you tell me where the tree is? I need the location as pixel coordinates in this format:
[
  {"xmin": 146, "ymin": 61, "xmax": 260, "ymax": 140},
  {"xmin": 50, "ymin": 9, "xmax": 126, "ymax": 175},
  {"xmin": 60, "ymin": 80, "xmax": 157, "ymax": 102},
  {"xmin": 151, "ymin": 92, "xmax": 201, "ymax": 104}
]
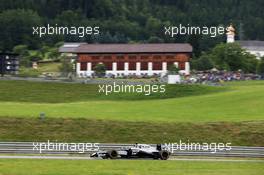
[
  {"xmin": 257, "ymin": 57, "xmax": 264, "ymax": 76},
  {"xmin": 192, "ymin": 54, "xmax": 214, "ymax": 71},
  {"xmin": 1, "ymin": 0, "xmax": 264, "ymax": 52},
  {"xmin": 243, "ymin": 52, "xmax": 259, "ymax": 73},
  {"xmin": 148, "ymin": 36, "xmax": 164, "ymax": 43},
  {"xmin": 145, "ymin": 17, "xmax": 162, "ymax": 37},
  {"xmin": 94, "ymin": 63, "xmax": 106, "ymax": 77},
  {"xmin": 13, "ymin": 45, "xmax": 30, "ymax": 67},
  {"xmin": 46, "ymin": 47, "xmax": 60, "ymax": 60},
  {"xmin": 59, "ymin": 56, "xmax": 74, "ymax": 76},
  {"xmin": 0, "ymin": 9, "xmax": 42, "ymax": 51},
  {"xmin": 13, "ymin": 45, "xmax": 28, "ymax": 55},
  {"xmin": 167, "ymin": 64, "xmax": 179, "ymax": 75},
  {"xmin": 204, "ymin": 43, "xmax": 258, "ymax": 73}
]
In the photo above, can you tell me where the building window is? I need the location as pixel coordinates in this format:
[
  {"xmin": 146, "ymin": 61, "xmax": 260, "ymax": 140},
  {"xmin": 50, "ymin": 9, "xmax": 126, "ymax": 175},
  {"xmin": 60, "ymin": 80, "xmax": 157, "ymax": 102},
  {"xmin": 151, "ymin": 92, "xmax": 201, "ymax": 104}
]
[
  {"xmin": 80, "ymin": 62, "xmax": 87, "ymax": 71},
  {"xmin": 153, "ymin": 62, "xmax": 162, "ymax": 70},
  {"xmin": 129, "ymin": 62, "xmax": 136, "ymax": 70},
  {"xmin": 179, "ymin": 62, "xmax": 185, "ymax": 70},
  {"xmin": 167, "ymin": 62, "xmax": 174, "ymax": 68},
  {"xmin": 117, "ymin": 62, "xmax": 124, "ymax": 70},
  {"xmin": 92, "ymin": 62, "xmax": 99, "ymax": 70},
  {"xmin": 141, "ymin": 62, "xmax": 148, "ymax": 70},
  {"xmin": 104, "ymin": 62, "xmax": 112, "ymax": 70}
]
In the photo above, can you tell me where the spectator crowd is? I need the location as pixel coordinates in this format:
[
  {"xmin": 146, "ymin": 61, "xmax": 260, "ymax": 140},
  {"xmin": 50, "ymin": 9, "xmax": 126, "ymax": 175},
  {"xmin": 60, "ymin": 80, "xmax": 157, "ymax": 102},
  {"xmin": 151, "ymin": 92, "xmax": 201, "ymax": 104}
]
[{"xmin": 182, "ymin": 70, "xmax": 262, "ymax": 85}]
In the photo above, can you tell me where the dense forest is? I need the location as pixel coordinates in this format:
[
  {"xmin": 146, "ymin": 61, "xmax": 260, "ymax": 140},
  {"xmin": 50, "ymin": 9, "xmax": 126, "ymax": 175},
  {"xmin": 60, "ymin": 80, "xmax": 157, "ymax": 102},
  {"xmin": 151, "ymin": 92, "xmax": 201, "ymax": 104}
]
[{"xmin": 0, "ymin": 0, "xmax": 264, "ymax": 56}]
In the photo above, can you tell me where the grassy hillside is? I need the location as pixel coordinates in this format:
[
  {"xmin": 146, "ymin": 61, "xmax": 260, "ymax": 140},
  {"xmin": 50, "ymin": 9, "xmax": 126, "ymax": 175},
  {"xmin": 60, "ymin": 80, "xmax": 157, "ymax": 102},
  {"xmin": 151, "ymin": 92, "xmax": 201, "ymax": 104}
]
[
  {"xmin": 0, "ymin": 118, "xmax": 263, "ymax": 146},
  {"xmin": 37, "ymin": 62, "xmax": 61, "ymax": 73},
  {"xmin": 0, "ymin": 159, "xmax": 263, "ymax": 175},
  {"xmin": 0, "ymin": 80, "xmax": 225, "ymax": 103},
  {"xmin": 0, "ymin": 81, "xmax": 263, "ymax": 122},
  {"xmin": 0, "ymin": 80, "xmax": 263, "ymax": 145},
  {"xmin": 18, "ymin": 63, "xmax": 62, "ymax": 77}
]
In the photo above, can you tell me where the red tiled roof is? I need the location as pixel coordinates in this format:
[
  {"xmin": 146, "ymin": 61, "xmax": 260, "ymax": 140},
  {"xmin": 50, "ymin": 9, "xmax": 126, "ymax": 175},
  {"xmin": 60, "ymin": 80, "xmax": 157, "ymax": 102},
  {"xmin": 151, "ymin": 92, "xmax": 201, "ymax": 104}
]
[{"xmin": 60, "ymin": 43, "xmax": 193, "ymax": 53}]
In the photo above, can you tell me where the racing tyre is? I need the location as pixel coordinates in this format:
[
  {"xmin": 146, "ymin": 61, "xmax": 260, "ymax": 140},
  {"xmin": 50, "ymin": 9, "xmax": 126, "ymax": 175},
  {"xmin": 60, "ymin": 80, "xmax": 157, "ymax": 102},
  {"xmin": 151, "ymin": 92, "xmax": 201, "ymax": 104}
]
[
  {"xmin": 108, "ymin": 150, "xmax": 118, "ymax": 159},
  {"xmin": 159, "ymin": 150, "xmax": 169, "ymax": 160}
]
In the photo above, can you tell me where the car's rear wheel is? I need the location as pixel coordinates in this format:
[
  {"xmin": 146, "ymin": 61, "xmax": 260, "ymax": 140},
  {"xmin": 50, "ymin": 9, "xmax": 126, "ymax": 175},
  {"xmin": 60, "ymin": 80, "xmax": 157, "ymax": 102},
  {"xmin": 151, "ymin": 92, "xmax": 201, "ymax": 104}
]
[
  {"xmin": 159, "ymin": 150, "xmax": 169, "ymax": 160},
  {"xmin": 108, "ymin": 150, "xmax": 118, "ymax": 159}
]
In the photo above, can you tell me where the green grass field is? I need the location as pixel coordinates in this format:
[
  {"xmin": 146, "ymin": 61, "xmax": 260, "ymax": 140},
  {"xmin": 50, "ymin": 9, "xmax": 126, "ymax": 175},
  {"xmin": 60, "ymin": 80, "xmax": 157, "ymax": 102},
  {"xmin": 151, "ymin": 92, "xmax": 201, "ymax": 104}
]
[
  {"xmin": 1, "ymin": 118, "xmax": 263, "ymax": 145},
  {"xmin": 0, "ymin": 159, "xmax": 263, "ymax": 175},
  {"xmin": 37, "ymin": 62, "xmax": 61, "ymax": 73},
  {"xmin": 0, "ymin": 80, "xmax": 225, "ymax": 103},
  {"xmin": 0, "ymin": 80, "xmax": 263, "ymax": 122},
  {"xmin": 0, "ymin": 80, "xmax": 263, "ymax": 145},
  {"xmin": 18, "ymin": 62, "xmax": 62, "ymax": 77}
]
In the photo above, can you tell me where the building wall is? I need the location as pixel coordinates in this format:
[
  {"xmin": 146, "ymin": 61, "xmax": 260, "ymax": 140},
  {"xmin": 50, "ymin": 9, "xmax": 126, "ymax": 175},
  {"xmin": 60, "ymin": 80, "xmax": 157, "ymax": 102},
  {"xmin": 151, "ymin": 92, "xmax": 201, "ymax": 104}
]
[
  {"xmin": 244, "ymin": 49, "xmax": 264, "ymax": 59},
  {"xmin": 76, "ymin": 53, "xmax": 191, "ymax": 77}
]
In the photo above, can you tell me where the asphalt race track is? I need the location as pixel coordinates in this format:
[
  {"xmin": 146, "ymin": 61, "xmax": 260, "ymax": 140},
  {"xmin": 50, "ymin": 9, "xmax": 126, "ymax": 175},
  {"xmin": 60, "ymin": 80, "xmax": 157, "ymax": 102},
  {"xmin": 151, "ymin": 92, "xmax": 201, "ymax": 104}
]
[
  {"xmin": 0, "ymin": 142, "xmax": 264, "ymax": 159},
  {"xmin": 0, "ymin": 155, "xmax": 264, "ymax": 162}
]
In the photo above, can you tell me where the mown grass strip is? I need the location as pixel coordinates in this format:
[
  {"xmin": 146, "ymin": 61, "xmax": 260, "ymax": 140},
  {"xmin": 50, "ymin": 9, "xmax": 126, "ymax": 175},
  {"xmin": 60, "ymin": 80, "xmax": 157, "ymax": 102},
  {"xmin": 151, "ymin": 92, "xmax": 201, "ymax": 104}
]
[
  {"xmin": 0, "ymin": 159, "xmax": 263, "ymax": 175},
  {"xmin": 0, "ymin": 80, "xmax": 226, "ymax": 103},
  {"xmin": 0, "ymin": 118, "xmax": 263, "ymax": 146}
]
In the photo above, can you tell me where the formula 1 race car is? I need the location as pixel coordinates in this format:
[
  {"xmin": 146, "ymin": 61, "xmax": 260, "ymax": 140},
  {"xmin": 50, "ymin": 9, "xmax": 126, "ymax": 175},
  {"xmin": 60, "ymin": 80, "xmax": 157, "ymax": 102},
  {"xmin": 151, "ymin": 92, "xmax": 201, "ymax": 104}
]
[{"xmin": 90, "ymin": 144, "xmax": 170, "ymax": 160}]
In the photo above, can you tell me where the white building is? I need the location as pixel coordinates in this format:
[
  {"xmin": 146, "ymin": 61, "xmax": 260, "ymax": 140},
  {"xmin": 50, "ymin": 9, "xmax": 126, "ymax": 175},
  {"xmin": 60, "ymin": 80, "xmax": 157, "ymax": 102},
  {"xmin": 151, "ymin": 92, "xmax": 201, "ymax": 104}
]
[
  {"xmin": 226, "ymin": 25, "xmax": 264, "ymax": 59},
  {"xmin": 237, "ymin": 40, "xmax": 264, "ymax": 59},
  {"xmin": 59, "ymin": 43, "xmax": 193, "ymax": 77}
]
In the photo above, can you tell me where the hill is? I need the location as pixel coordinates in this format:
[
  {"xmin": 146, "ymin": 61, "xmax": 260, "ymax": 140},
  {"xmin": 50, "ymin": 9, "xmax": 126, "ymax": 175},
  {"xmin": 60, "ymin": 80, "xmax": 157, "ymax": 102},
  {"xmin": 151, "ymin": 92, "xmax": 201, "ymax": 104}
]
[
  {"xmin": 0, "ymin": 81, "xmax": 263, "ymax": 122},
  {"xmin": 1, "ymin": 0, "xmax": 264, "ymax": 55},
  {"xmin": 0, "ymin": 80, "xmax": 263, "ymax": 145}
]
